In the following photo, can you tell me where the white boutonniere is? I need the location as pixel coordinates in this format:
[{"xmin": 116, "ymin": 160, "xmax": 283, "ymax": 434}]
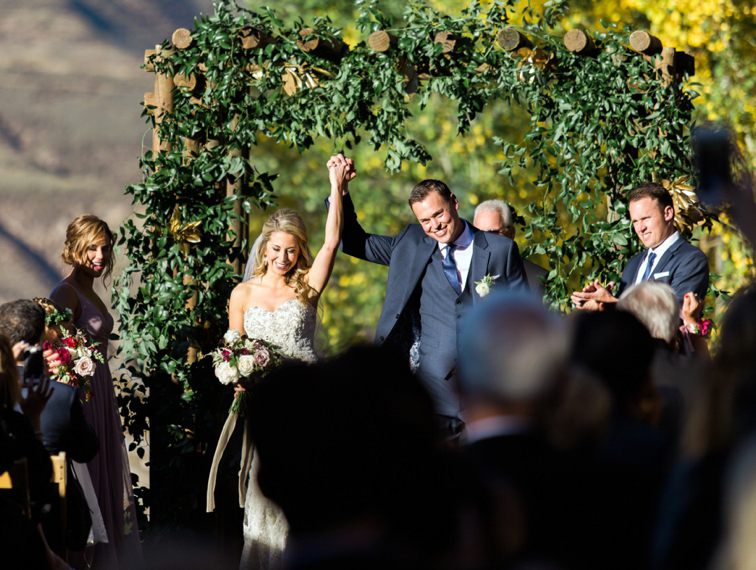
[{"xmin": 475, "ymin": 274, "xmax": 495, "ymax": 298}]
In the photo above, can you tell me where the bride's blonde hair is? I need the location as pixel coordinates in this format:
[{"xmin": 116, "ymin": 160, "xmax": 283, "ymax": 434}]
[{"xmin": 249, "ymin": 209, "xmax": 314, "ymax": 304}]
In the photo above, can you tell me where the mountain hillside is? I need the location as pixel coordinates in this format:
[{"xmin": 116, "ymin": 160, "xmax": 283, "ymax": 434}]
[{"xmin": 0, "ymin": 0, "xmax": 215, "ymax": 302}]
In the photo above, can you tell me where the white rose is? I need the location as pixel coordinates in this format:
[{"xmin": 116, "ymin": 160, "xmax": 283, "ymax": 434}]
[
  {"xmin": 224, "ymin": 329, "xmax": 242, "ymax": 344},
  {"xmin": 237, "ymin": 355, "xmax": 255, "ymax": 377},
  {"xmin": 475, "ymin": 282, "xmax": 490, "ymax": 297},
  {"xmin": 73, "ymin": 356, "xmax": 96, "ymax": 377},
  {"xmin": 215, "ymin": 361, "xmax": 240, "ymax": 385}
]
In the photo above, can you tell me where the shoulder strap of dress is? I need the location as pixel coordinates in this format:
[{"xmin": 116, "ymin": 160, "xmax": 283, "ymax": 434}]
[{"xmin": 52, "ymin": 281, "xmax": 81, "ymax": 299}]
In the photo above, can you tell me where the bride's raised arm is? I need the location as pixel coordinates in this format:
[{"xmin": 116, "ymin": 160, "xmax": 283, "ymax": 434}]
[{"xmin": 307, "ymin": 153, "xmax": 354, "ymax": 295}]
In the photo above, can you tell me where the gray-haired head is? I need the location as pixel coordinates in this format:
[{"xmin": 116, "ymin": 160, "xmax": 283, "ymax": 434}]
[
  {"xmin": 617, "ymin": 281, "xmax": 679, "ymax": 344},
  {"xmin": 473, "ymin": 200, "xmax": 515, "ymax": 239},
  {"xmin": 458, "ymin": 291, "xmax": 567, "ymax": 403}
]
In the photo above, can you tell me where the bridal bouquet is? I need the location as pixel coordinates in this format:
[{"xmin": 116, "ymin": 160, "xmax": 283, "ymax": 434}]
[
  {"xmin": 43, "ymin": 328, "xmax": 104, "ymax": 401},
  {"xmin": 211, "ymin": 329, "xmax": 285, "ymax": 414}
]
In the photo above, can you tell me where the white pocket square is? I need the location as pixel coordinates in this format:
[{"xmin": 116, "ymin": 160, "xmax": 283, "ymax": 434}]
[{"xmin": 653, "ymin": 271, "xmax": 670, "ymax": 279}]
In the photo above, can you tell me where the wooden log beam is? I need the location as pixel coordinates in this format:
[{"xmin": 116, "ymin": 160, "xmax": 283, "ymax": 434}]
[
  {"xmin": 434, "ymin": 31, "xmax": 457, "ymax": 54},
  {"xmin": 174, "ymin": 73, "xmax": 198, "ymax": 91},
  {"xmin": 369, "ymin": 30, "xmax": 397, "ymax": 52},
  {"xmin": 497, "ymin": 28, "xmax": 532, "ymax": 52},
  {"xmin": 630, "ymin": 30, "xmax": 662, "ymax": 55},
  {"xmin": 675, "ymin": 52, "xmax": 695, "ymax": 78},
  {"xmin": 239, "ymin": 26, "xmax": 273, "ymax": 50},
  {"xmin": 564, "ymin": 29, "xmax": 594, "ymax": 54},
  {"xmin": 172, "ymin": 28, "xmax": 192, "ymax": 50},
  {"xmin": 655, "ymin": 46, "xmax": 676, "ymax": 85},
  {"xmin": 144, "ymin": 49, "xmax": 156, "ymax": 72},
  {"xmin": 153, "ymin": 45, "xmax": 174, "ymax": 154},
  {"xmin": 143, "ymin": 92, "xmax": 156, "ymax": 114},
  {"xmin": 297, "ymin": 28, "xmax": 347, "ymax": 61}
]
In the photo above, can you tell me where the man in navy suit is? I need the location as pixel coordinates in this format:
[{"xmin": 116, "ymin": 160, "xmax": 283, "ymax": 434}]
[
  {"xmin": 333, "ymin": 170, "xmax": 528, "ymax": 440},
  {"xmin": 571, "ymin": 182, "xmax": 709, "ymax": 311}
]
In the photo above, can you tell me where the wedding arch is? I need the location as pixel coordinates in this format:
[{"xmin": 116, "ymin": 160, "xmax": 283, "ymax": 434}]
[{"xmin": 113, "ymin": 0, "xmax": 714, "ymax": 531}]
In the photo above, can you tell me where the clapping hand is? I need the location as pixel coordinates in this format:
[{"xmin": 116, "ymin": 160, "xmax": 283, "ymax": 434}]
[
  {"xmin": 570, "ymin": 279, "xmax": 616, "ymax": 311},
  {"xmin": 682, "ymin": 291, "xmax": 702, "ymax": 325}
]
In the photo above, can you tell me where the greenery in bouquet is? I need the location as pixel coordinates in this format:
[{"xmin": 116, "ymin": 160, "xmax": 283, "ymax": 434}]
[
  {"xmin": 211, "ymin": 330, "xmax": 285, "ymax": 415},
  {"xmin": 43, "ymin": 328, "xmax": 104, "ymax": 401}
]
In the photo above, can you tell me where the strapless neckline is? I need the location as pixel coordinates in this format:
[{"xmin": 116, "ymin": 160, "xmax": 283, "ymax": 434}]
[{"xmin": 245, "ymin": 299, "xmax": 309, "ymax": 315}]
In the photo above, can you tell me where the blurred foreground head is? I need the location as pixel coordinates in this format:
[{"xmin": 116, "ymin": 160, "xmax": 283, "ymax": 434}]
[
  {"xmin": 617, "ymin": 281, "xmax": 679, "ymax": 345},
  {"xmin": 246, "ymin": 345, "xmax": 443, "ymax": 537},
  {"xmin": 458, "ymin": 291, "xmax": 569, "ymax": 406},
  {"xmin": 570, "ymin": 310, "xmax": 655, "ymax": 413}
]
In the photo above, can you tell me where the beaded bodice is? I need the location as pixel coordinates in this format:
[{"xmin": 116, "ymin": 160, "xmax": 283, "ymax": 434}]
[{"xmin": 243, "ymin": 300, "xmax": 317, "ymax": 364}]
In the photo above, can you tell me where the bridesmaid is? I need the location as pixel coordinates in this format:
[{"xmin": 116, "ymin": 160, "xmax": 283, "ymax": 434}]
[{"xmin": 50, "ymin": 214, "xmax": 142, "ymax": 570}]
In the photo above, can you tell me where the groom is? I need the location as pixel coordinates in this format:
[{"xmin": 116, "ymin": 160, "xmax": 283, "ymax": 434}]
[{"xmin": 329, "ymin": 163, "xmax": 528, "ymax": 439}]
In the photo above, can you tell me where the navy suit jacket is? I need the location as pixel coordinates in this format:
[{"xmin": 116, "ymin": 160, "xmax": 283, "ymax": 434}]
[
  {"xmin": 618, "ymin": 238, "xmax": 709, "ymax": 304},
  {"xmin": 20, "ymin": 365, "xmax": 99, "ymax": 463},
  {"xmin": 338, "ymin": 193, "xmax": 528, "ymax": 387}
]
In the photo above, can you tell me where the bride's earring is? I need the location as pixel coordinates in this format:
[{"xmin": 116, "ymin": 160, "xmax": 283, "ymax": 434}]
[{"xmin": 263, "ymin": 255, "xmax": 268, "ymax": 268}]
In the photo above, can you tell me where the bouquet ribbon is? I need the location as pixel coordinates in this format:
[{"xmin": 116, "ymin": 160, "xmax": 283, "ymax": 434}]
[{"xmin": 206, "ymin": 407, "xmax": 255, "ymax": 512}]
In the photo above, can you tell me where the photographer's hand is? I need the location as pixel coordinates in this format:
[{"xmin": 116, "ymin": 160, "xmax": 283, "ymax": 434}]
[{"xmin": 20, "ymin": 375, "xmax": 53, "ymax": 430}]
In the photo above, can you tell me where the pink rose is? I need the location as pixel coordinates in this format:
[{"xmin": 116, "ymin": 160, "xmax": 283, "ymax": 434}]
[
  {"xmin": 73, "ymin": 356, "xmax": 96, "ymax": 377},
  {"xmin": 253, "ymin": 347, "xmax": 270, "ymax": 367}
]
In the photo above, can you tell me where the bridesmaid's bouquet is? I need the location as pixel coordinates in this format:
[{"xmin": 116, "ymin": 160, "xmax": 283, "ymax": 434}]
[
  {"xmin": 43, "ymin": 327, "xmax": 104, "ymax": 401},
  {"xmin": 211, "ymin": 330, "xmax": 285, "ymax": 414}
]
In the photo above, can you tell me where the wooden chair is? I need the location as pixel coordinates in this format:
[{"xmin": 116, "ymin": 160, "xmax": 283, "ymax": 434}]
[
  {"xmin": 0, "ymin": 457, "xmax": 31, "ymax": 517},
  {"xmin": 50, "ymin": 451, "xmax": 68, "ymax": 560}
]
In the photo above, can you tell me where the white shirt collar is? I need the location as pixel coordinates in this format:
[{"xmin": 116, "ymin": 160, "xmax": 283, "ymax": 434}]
[
  {"xmin": 649, "ymin": 230, "xmax": 680, "ymax": 258},
  {"xmin": 440, "ymin": 220, "xmax": 474, "ymax": 251}
]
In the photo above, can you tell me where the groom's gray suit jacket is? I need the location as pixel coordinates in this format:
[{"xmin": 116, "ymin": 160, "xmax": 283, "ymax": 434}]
[{"xmin": 338, "ymin": 193, "xmax": 528, "ymax": 418}]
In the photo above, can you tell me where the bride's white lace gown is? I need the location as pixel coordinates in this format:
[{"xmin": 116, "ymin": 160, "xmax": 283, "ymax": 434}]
[{"xmin": 240, "ymin": 300, "xmax": 317, "ymax": 570}]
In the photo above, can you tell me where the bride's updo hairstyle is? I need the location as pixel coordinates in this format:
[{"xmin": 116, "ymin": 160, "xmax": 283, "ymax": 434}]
[
  {"xmin": 61, "ymin": 214, "xmax": 115, "ymax": 280},
  {"xmin": 250, "ymin": 209, "xmax": 314, "ymax": 303}
]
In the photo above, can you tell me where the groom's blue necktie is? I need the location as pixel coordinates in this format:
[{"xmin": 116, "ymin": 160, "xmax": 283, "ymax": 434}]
[
  {"xmin": 641, "ymin": 251, "xmax": 657, "ymax": 281},
  {"xmin": 442, "ymin": 244, "xmax": 461, "ymax": 295}
]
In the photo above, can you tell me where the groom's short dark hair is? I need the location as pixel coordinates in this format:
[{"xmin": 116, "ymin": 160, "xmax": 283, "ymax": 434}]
[{"xmin": 408, "ymin": 179, "xmax": 453, "ymax": 208}]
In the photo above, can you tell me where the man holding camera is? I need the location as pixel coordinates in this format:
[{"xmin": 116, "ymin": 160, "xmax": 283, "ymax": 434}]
[{"xmin": 0, "ymin": 299, "xmax": 99, "ymax": 554}]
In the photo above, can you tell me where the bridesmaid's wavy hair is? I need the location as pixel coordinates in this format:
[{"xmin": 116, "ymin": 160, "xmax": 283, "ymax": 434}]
[
  {"xmin": 61, "ymin": 215, "xmax": 115, "ymax": 281},
  {"xmin": 249, "ymin": 209, "xmax": 314, "ymax": 304},
  {"xmin": 0, "ymin": 333, "xmax": 20, "ymax": 409}
]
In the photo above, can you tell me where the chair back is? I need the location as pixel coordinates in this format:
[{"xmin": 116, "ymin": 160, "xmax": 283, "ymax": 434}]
[{"xmin": 0, "ymin": 457, "xmax": 31, "ymax": 517}]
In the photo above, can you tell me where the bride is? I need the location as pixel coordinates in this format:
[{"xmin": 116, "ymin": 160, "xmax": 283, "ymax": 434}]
[{"xmin": 222, "ymin": 154, "xmax": 353, "ymax": 570}]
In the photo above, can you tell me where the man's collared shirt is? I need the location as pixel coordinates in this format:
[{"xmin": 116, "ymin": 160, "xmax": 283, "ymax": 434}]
[
  {"xmin": 439, "ymin": 221, "xmax": 475, "ymax": 291},
  {"xmin": 634, "ymin": 230, "xmax": 680, "ymax": 285}
]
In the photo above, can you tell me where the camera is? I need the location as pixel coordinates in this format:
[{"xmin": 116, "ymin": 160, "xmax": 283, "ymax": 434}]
[{"xmin": 22, "ymin": 345, "xmax": 45, "ymax": 384}]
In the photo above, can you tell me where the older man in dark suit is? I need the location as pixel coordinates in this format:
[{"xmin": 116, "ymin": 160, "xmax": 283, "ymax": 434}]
[
  {"xmin": 571, "ymin": 182, "xmax": 709, "ymax": 310},
  {"xmin": 331, "ymin": 166, "xmax": 528, "ymax": 440}
]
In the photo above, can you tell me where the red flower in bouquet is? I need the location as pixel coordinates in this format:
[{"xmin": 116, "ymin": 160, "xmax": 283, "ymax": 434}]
[{"xmin": 44, "ymin": 328, "xmax": 104, "ymax": 401}]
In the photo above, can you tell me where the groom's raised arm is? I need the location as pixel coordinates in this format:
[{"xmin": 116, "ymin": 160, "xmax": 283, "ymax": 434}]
[{"xmin": 326, "ymin": 192, "xmax": 396, "ymax": 266}]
